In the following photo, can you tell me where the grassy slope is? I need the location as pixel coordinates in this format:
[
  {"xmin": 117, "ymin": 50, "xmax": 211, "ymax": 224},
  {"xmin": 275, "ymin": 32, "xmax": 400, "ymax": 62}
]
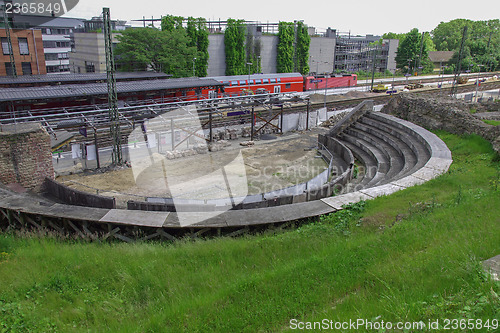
[
  {"xmin": 483, "ymin": 119, "xmax": 500, "ymax": 126},
  {"xmin": 0, "ymin": 132, "xmax": 499, "ymax": 332}
]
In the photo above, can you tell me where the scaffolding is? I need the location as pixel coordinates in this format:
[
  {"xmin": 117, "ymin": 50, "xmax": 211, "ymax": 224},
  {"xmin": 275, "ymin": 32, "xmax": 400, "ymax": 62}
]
[
  {"xmin": 334, "ymin": 34, "xmax": 389, "ymax": 73},
  {"xmin": 103, "ymin": 7, "xmax": 122, "ymax": 165}
]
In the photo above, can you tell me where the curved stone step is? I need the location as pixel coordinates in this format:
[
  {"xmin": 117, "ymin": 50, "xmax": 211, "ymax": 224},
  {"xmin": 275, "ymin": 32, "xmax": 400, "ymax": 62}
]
[
  {"xmin": 339, "ymin": 132, "xmax": 389, "ymax": 188},
  {"xmin": 349, "ymin": 124, "xmax": 405, "ymax": 180},
  {"xmin": 361, "ymin": 114, "xmax": 430, "ymax": 177},
  {"xmin": 353, "ymin": 120, "xmax": 417, "ymax": 180},
  {"xmin": 338, "ymin": 140, "xmax": 376, "ymax": 191},
  {"xmin": 366, "ymin": 113, "xmax": 432, "ymax": 158}
]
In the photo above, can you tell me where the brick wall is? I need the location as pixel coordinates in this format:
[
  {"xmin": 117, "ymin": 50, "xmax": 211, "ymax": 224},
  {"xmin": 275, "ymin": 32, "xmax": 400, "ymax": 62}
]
[
  {"xmin": 0, "ymin": 123, "xmax": 54, "ymax": 191},
  {"xmin": 0, "ymin": 28, "xmax": 47, "ymax": 76}
]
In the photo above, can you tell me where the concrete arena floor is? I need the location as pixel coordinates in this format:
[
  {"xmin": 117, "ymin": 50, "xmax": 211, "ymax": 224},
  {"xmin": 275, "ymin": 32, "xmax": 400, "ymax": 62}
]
[{"xmin": 57, "ymin": 128, "xmax": 337, "ymax": 208}]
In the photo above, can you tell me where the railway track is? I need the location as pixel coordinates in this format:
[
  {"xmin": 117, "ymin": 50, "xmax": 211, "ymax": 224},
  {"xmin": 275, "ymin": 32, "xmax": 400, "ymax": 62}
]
[{"xmin": 4, "ymin": 78, "xmax": 500, "ymax": 156}]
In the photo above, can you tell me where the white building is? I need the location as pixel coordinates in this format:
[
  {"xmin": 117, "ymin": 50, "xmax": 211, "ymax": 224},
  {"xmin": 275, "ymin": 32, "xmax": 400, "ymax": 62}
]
[{"xmin": 39, "ymin": 18, "xmax": 84, "ymax": 73}]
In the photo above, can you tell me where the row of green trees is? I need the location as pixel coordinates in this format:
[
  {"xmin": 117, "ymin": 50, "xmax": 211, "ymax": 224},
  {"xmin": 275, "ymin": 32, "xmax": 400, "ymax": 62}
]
[
  {"xmin": 433, "ymin": 19, "xmax": 500, "ymax": 73},
  {"xmin": 224, "ymin": 19, "xmax": 246, "ymax": 75},
  {"xmin": 384, "ymin": 19, "xmax": 500, "ymax": 74},
  {"xmin": 114, "ymin": 15, "xmax": 209, "ymax": 77},
  {"xmin": 276, "ymin": 21, "xmax": 310, "ymax": 74}
]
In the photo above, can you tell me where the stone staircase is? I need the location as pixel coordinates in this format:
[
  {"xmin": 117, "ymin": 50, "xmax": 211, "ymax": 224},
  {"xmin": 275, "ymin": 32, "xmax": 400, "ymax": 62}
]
[{"xmin": 335, "ymin": 111, "xmax": 433, "ymax": 192}]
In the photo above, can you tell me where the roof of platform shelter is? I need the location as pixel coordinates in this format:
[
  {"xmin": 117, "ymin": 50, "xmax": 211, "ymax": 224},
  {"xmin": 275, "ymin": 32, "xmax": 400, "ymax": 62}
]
[
  {"xmin": 0, "ymin": 72, "xmax": 172, "ymax": 86},
  {"xmin": 0, "ymin": 77, "xmax": 223, "ymax": 102}
]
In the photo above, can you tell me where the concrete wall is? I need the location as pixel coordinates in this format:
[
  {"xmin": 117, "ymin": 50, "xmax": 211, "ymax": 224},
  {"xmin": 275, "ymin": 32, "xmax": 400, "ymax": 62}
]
[
  {"xmin": 207, "ymin": 34, "xmax": 226, "ymax": 76},
  {"xmin": 309, "ymin": 36, "xmax": 336, "ymax": 74},
  {"xmin": 259, "ymin": 35, "xmax": 278, "ymax": 73},
  {"xmin": 0, "ymin": 123, "xmax": 54, "ymax": 191}
]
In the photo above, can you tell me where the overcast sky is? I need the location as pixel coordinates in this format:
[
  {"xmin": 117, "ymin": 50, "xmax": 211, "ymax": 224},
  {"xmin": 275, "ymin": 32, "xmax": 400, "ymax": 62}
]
[{"xmin": 63, "ymin": 0, "xmax": 500, "ymax": 35}]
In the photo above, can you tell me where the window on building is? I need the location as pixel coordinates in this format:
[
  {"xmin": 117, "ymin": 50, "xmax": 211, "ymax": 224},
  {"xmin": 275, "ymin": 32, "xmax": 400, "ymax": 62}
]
[
  {"xmin": 43, "ymin": 41, "xmax": 56, "ymax": 48},
  {"xmin": 46, "ymin": 65, "xmax": 70, "ymax": 73},
  {"xmin": 18, "ymin": 38, "xmax": 29, "ymax": 55},
  {"xmin": 45, "ymin": 53, "xmax": 58, "ymax": 61},
  {"xmin": 55, "ymin": 41, "xmax": 70, "ymax": 48},
  {"xmin": 85, "ymin": 61, "xmax": 95, "ymax": 73},
  {"xmin": 1, "ymin": 38, "xmax": 12, "ymax": 55},
  {"xmin": 4, "ymin": 62, "xmax": 13, "ymax": 76},
  {"xmin": 45, "ymin": 53, "xmax": 69, "ymax": 61},
  {"xmin": 21, "ymin": 62, "xmax": 32, "ymax": 75}
]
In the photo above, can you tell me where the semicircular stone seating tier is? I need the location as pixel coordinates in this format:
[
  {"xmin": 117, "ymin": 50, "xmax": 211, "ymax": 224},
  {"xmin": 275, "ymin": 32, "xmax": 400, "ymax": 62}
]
[{"xmin": 0, "ymin": 100, "xmax": 453, "ymax": 237}]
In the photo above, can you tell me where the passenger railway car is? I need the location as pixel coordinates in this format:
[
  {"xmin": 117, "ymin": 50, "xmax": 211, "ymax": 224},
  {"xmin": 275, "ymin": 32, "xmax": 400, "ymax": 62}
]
[
  {"xmin": 303, "ymin": 74, "xmax": 357, "ymax": 91},
  {"xmin": 210, "ymin": 73, "xmax": 357, "ymax": 96},
  {"xmin": 210, "ymin": 73, "xmax": 305, "ymax": 96}
]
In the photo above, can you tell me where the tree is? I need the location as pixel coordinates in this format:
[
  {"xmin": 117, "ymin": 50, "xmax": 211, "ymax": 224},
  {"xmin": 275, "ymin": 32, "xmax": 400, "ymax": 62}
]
[
  {"xmin": 395, "ymin": 28, "xmax": 432, "ymax": 74},
  {"xmin": 395, "ymin": 28, "xmax": 420, "ymax": 73},
  {"xmin": 431, "ymin": 19, "xmax": 472, "ymax": 51},
  {"xmin": 382, "ymin": 32, "xmax": 407, "ymax": 41},
  {"xmin": 187, "ymin": 17, "xmax": 209, "ymax": 77},
  {"xmin": 161, "ymin": 15, "xmax": 184, "ymax": 32},
  {"xmin": 277, "ymin": 22, "xmax": 294, "ymax": 73},
  {"xmin": 296, "ymin": 21, "xmax": 310, "ymax": 75},
  {"xmin": 434, "ymin": 19, "xmax": 500, "ymax": 71},
  {"xmin": 115, "ymin": 27, "xmax": 197, "ymax": 77},
  {"xmin": 224, "ymin": 19, "xmax": 246, "ymax": 75},
  {"xmin": 159, "ymin": 15, "xmax": 209, "ymax": 77}
]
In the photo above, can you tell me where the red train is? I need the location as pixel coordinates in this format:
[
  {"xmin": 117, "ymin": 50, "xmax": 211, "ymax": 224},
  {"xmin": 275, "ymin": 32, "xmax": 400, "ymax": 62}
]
[
  {"xmin": 0, "ymin": 72, "xmax": 357, "ymax": 118},
  {"xmin": 213, "ymin": 72, "xmax": 357, "ymax": 96}
]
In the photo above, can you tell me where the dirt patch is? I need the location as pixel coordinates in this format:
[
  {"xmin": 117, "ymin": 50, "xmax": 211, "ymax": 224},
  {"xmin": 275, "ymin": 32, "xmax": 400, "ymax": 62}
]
[
  {"xmin": 309, "ymin": 90, "xmax": 379, "ymax": 104},
  {"xmin": 58, "ymin": 128, "xmax": 330, "ymax": 206}
]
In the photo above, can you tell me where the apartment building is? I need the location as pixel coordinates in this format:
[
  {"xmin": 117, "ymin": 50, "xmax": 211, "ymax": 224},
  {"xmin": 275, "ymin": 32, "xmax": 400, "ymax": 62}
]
[{"xmin": 0, "ymin": 28, "xmax": 46, "ymax": 76}]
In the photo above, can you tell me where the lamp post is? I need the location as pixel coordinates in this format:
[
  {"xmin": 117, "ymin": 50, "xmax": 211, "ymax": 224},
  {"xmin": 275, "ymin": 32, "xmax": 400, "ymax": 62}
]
[
  {"xmin": 475, "ymin": 64, "xmax": 484, "ymax": 102},
  {"xmin": 391, "ymin": 70, "xmax": 395, "ymax": 95},
  {"xmin": 192, "ymin": 57, "xmax": 196, "ymax": 77},
  {"xmin": 440, "ymin": 64, "xmax": 447, "ymax": 90},
  {"xmin": 246, "ymin": 62, "xmax": 253, "ymax": 92},
  {"xmin": 324, "ymin": 72, "xmax": 330, "ymax": 108}
]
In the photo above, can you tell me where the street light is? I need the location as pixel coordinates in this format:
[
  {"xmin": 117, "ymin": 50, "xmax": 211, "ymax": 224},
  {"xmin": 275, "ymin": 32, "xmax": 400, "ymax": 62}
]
[
  {"xmin": 246, "ymin": 62, "xmax": 253, "ymax": 92},
  {"xmin": 192, "ymin": 57, "xmax": 197, "ymax": 77},
  {"xmin": 324, "ymin": 72, "xmax": 330, "ymax": 108},
  {"xmin": 475, "ymin": 64, "xmax": 484, "ymax": 102},
  {"xmin": 440, "ymin": 64, "xmax": 448, "ymax": 90}
]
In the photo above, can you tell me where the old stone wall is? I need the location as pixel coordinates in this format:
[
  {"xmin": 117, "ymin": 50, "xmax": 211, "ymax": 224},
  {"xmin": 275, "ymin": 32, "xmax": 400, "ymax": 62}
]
[
  {"xmin": 0, "ymin": 123, "xmax": 54, "ymax": 191},
  {"xmin": 382, "ymin": 94, "xmax": 500, "ymax": 154}
]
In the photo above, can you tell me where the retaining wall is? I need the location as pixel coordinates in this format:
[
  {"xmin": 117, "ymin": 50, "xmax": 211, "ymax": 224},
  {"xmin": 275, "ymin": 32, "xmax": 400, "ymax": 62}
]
[{"xmin": 43, "ymin": 177, "xmax": 116, "ymax": 209}]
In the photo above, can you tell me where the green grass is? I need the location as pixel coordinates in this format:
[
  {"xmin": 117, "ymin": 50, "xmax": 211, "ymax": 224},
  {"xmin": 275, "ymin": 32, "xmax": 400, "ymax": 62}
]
[
  {"xmin": 0, "ymin": 133, "xmax": 499, "ymax": 332},
  {"xmin": 483, "ymin": 119, "xmax": 500, "ymax": 126}
]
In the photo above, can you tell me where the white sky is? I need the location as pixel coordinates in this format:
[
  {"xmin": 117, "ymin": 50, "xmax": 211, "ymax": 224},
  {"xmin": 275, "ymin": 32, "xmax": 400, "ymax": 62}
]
[{"xmin": 63, "ymin": 0, "xmax": 500, "ymax": 36}]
